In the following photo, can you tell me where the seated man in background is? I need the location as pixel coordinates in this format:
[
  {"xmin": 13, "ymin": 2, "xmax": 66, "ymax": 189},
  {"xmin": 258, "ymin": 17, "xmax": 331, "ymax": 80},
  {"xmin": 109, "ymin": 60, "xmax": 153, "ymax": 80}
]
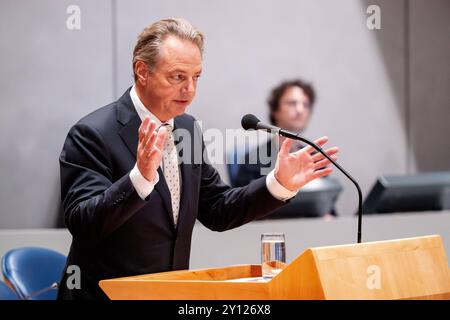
[
  {"xmin": 234, "ymin": 79, "xmax": 316, "ymax": 187},
  {"xmin": 233, "ymin": 79, "xmax": 338, "ymax": 217}
]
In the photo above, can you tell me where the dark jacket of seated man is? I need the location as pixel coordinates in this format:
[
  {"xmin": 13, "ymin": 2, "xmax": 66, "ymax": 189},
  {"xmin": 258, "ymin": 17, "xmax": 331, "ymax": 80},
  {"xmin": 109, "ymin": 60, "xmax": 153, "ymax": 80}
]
[{"xmin": 233, "ymin": 137, "xmax": 279, "ymax": 188}]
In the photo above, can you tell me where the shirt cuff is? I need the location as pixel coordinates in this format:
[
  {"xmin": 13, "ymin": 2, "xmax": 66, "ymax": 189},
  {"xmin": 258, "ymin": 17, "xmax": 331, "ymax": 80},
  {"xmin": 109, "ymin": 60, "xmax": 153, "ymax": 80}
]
[
  {"xmin": 265, "ymin": 169, "xmax": 298, "ymax": 201},
  {"xmin": 129, "ymin": 163, "xmax": 159, "ymax": 200}
]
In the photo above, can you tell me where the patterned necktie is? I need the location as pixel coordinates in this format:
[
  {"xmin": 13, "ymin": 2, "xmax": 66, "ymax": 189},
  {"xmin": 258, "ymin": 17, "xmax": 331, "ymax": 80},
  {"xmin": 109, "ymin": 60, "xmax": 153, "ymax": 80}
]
[{"xmin": 161, "ymin": 123, "xmax": 180, "ymax": 226}]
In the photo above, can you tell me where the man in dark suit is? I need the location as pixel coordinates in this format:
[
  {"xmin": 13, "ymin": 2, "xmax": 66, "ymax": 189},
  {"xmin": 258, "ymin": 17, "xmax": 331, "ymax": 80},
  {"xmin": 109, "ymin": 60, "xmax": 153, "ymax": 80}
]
[{"xmin": 58, "ymin": 18, "xmax": 338, "ymax": 300}]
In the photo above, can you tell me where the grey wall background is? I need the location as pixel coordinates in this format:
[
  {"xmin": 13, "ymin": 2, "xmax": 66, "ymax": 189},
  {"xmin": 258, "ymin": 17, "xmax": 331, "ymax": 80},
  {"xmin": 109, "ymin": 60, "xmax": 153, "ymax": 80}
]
[{"xmin": 0, "ymin": 0, "xmax": 449, "ymax": 228}]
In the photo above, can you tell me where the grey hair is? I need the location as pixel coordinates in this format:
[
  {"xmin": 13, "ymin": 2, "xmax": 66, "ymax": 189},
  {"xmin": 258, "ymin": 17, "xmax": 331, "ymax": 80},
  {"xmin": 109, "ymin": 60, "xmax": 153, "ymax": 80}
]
[{"xmin": 132, "ymin": 18, "xmax": 204, "ymax": 81}]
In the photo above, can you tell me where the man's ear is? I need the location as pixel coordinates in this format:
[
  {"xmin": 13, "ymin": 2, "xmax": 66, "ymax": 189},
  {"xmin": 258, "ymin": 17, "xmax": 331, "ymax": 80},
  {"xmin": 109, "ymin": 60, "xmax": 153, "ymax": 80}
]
[{"xmin": 135, "ymin": 61, "xmax": 148, "ymax": 85}]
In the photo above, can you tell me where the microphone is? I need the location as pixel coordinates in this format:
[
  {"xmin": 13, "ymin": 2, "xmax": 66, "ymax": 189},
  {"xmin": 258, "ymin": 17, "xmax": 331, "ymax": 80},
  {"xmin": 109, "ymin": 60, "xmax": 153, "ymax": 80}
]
[{"xmin": 241, "ymin": 114, "xmax": 363, "ymax": 243}]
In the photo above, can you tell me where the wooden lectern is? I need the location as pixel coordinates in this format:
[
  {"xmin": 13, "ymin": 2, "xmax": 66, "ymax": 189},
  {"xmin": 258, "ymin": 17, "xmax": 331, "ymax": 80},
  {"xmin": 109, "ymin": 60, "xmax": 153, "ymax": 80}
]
[{"xmin": 99, "ymin": 235, "xmax": 450, "ymax": 300}]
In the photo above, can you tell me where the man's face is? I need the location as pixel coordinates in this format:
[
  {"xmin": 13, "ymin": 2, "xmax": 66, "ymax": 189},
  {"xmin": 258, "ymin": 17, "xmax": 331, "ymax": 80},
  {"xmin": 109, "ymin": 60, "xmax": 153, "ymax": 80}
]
[
  {"xmin": 136, "ymin": 36, "xmax": 202, "ymax": 121},
  {"xmin": 273, "ymin": 86, "xmax": 312, "ymax": 132}
]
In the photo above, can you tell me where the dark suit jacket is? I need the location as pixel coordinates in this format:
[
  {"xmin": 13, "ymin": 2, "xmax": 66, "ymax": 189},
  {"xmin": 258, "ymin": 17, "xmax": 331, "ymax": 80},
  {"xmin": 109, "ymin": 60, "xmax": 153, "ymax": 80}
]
[{"xmin": 57, "ymin": 88, "xmax": 286, "ymax": 300}]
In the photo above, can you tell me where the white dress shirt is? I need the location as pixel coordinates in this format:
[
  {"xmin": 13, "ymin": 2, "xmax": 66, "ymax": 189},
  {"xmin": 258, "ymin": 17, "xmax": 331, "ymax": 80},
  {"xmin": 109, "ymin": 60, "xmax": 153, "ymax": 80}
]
[{"xmin": 128, "ymin": 85, "xmax": 297, "ymax": 202}]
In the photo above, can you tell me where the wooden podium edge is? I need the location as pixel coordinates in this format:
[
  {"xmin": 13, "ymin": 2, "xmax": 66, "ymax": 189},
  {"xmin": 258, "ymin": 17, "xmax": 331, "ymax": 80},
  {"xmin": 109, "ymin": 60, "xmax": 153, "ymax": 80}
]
[{"xmin": 99, "ymin": 235, "xmax": 450, "ymax": 300}]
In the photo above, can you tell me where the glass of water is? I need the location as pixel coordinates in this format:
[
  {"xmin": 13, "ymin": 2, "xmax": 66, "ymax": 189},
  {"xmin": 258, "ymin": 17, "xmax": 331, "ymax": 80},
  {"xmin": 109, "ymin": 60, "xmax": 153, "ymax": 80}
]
[{"xmin": 261, "ymin": 232, "xmax": 286, "ymax": 279}]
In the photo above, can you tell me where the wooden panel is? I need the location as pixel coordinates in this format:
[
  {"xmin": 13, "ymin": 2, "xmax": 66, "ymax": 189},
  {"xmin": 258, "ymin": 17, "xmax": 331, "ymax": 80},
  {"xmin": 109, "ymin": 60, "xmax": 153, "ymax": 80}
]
[
  {"xmin": 312, "ymin": 235, "xmax": 450, "ymax": 299},
  {"xmin": 270, "ymin": 249, "xmax": 324, "ymax": 299},
  {"xmin": 99, "ymin": 265, "xmax": 270, "ymax": 300}
]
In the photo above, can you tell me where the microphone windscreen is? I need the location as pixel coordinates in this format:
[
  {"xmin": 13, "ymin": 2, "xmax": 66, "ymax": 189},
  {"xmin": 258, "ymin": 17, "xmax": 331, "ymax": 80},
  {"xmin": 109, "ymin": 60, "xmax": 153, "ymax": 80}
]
[{"xmin": 241, "ymin": 114, "xmax": 260, "ymax": 130}]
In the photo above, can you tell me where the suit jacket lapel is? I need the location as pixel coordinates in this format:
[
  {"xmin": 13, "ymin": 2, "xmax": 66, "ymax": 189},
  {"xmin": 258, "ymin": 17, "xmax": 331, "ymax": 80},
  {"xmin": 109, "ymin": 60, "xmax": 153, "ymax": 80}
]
[
  {"xmin": 116, "ymin": 88, "xmax": 174, "ymax": 225},
  {"xmin": 117, "ymin": 88, "xmax": 139, "ymax": 158},
  {"xmin": 118, "ymin": 116, "xmax": 140, "ymax": 158}
]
